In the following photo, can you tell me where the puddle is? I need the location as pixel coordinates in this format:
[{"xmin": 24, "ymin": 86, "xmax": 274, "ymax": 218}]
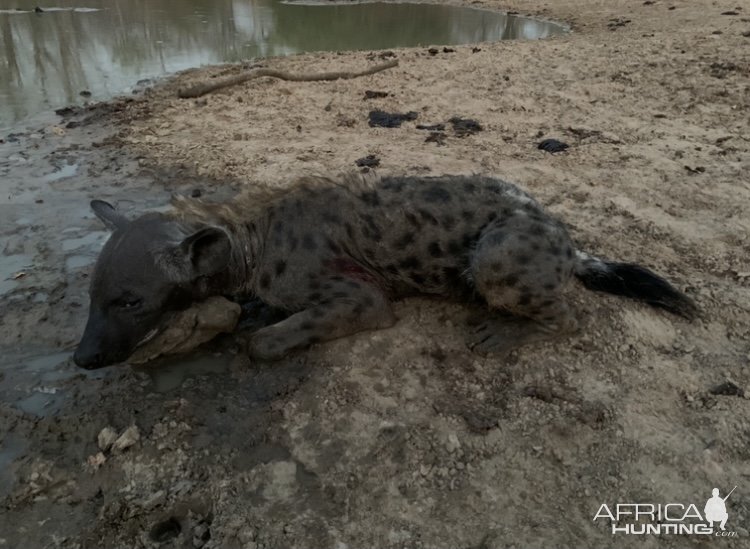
[
  {"xmin": 0, "ymin": 433, "xmax": 27, "ymax": 498},
  {"xmin": 42, "ymin": 163, "xmax": 79, "ymax": 183},
  {"xmin": 0, "ymin": 253, "xmax": 33, "ymax": 296},
  {"xmin": 65, "ymin": 254, "xmax": 94, "ymax": 270},
  {"xmin": 135, "ymin": 352, "xmax": 234, "ymax": 393},
  {"xmin": 0, "ymin": 0, "xmax": 566, "ymax": 129},
  {"xmin": 0, "ymin": 351, "xmax": 108, "ymax": 417},
  {"xmin": 61, "ymin": 231, "xmax": 108, "ymax": 252}
]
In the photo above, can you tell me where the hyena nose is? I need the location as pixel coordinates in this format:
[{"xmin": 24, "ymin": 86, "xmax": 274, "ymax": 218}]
[{"xmin": 73, "ymin": 347, "xmax": 104, "ymax": 369}]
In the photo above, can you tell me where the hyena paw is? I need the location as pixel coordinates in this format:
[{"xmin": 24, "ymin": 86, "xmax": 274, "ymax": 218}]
[
  {"xmin": 245, "ymin": 332, "xmax": 290, "ymax": 361},
  {"xmin": 466, "ymin": 321, "xmax": 518, "ymax": 356}
]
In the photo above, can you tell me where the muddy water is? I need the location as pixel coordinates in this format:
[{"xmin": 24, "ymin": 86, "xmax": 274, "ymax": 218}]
[{"xmin": 0, "ymin": 0, "xmax": 565, "ymax": 129}]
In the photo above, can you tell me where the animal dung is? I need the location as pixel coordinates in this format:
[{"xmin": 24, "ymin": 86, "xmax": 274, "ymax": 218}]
[
  {"xmin": 450, "ymin": 117, "xmax": 483, "ymax": 137},
  {"xmin": 355, "ymin": 154, "xmax": 380, "ymax": 168},
  {"xmin": 127, "ymin": 296, "xmax": 241, "ymax": 364},
  {"xmin": 363, "ymin": 90, "xmax": 389, "ymax": 100},
  {"xmin": 537, "ymin": 138, "xmax": 570, "ymax": 153},
  {"xmin": 368, "ymin": 109, "xmax": 418, "ymax": 128}
]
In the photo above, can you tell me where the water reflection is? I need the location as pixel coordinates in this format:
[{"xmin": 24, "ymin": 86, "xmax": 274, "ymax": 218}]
[{"xmin": 0, "ymin": 0, "xmax": 564, "ymax": 128}]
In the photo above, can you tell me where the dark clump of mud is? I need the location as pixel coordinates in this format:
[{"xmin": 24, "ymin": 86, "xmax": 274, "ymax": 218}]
[{"xmin": 368, "ymin": 109, "xmax": 418, "ymax": 128}]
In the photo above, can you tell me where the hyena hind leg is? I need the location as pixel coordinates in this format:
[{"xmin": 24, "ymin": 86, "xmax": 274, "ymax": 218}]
[
  {"xmin": 246, "ymin": 278, "xmax": 396, "ymax": 360},
  {"xmin": 466, "ymin": 215, "xmax": 579, "ymax": 355}
]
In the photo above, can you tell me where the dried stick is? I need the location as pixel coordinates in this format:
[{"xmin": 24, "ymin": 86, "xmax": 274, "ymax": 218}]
[{"xmin": 178, "ymin": 59, "xmax": 399, "ymax": 99}]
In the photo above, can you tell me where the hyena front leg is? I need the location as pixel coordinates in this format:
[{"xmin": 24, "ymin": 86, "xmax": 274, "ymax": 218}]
[{"xmin": 246, "ymin": 277, "xmax": 396, "ymax": 360}]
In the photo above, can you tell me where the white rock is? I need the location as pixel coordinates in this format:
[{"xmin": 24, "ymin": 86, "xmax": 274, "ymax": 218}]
[
  {"xmin": 97, "ymin": 426, "xmax": 118, "ymax": 452},
  {"xmin": 113, "ymin": 425, "xmax": 140, "ymax": 452}
]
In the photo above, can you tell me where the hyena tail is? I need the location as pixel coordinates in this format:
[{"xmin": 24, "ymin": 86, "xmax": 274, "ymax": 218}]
[{"xmin": 573, "ymin": 251, "xmax": 698, "ymax": 319}]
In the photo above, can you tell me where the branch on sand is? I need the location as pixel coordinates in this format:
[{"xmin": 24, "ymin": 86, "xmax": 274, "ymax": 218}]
[{"xmin": 177, "ymin": 59, "xmax": 399, "ymax": 99}]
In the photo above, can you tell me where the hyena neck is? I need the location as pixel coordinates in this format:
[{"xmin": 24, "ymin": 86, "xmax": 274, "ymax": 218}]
[
  {"xmin": 172, "ymin": 194, "xmax": 272, "ymax": 297},
  {"xmin": 221, "ymin": 218, "xmax": 267, "ymax": 296}
]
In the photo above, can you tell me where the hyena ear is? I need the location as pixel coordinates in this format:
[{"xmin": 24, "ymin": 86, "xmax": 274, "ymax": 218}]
[
  {"xmin": 90, "ymin": 200, "xmax": 129, "ymax": 231},
  {"xmin": 180, "ymin": 227, "xmax": 231, "ymax": 278}
]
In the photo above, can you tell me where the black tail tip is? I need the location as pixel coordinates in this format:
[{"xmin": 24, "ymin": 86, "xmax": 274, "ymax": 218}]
[{"xmin": 576, "ymin": 261, "xmax": 699, "ymax": 320}]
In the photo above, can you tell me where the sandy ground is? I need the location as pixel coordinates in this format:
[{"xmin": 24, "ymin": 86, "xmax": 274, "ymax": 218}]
[{"xmin": 1, "ymin": 0, "xmax": 750, "ymax": 548}]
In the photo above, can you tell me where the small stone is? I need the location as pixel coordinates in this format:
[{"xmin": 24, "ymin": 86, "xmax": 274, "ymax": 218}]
[
  {"xmin": 113, "ymin": 425, "xmax": 140, "ymax": 452},
  {"xmin": 97, "ymin": 426, "xmax": 118, "ymax": 451},
  {"xmin": 87, "ymin": 452, "xmax": 106, "ymax": 469},
  {"xmin": 446, "ymin": 433, "xmax": 461, "ymax": 453}
]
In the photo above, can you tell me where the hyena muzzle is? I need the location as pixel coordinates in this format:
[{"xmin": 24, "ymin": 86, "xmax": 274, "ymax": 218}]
[{"xmin": 73, "ymin": 174, "xmax": 697, "ymax": 369}]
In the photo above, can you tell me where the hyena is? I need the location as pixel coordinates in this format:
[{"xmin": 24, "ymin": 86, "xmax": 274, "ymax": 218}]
[{"xmin": 73, "ymin": 175, "xmax": 696, "ymax": 369}]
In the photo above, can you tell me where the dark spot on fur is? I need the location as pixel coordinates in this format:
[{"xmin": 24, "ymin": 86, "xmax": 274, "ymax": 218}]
[
  {"xmin": 503, "ymin": 274, "xmax": 519, "ymax": 286},
  {"xmin": 346, "ymin": 280, "xmax": 361, "ymax": 289},
  {"xmin": 345, "ymin": 223, "xmax": 354, "ymax": 239},
  {"xmin": 461, "ymin": 210, "xmax": 474, "ymax": 222},
  {"xmin": 363, "ymin": 295, "xmax": 375, "ymax": 307},
  {"xmin": 308, "ymin": 336, "xmax": 321, "ymax": 344},
  {"xmin": 360, "ymin": 190, "xmax": 381, "ymax": 206},
  {"xmin": 543, "ymin": 283, "xmax": 556, "ymax": 291},
  {"xmin": 394, "ymin": 232, "xmax": 415, "ymax": 250},
  {"xmin": 361, "ymin": 214, "xmax": 382, "ymax": 241},
  {"xmin": 443, "ymin": 267, "xmax": 461, "ymax": 281},
  {"xmin": 417, "ymin": 208, "xmax": 439, "ymax": 226},
  {"xmin": 399, "ymin": 256, "xmax": 421, "ymax": 270},
  {"xmin": 312, "ymin": 308, "xmax": 326, "ymax": 319},
  {"xmin": 274, "ymin": 260, "xmax": 287, "ymax": 276},
  {"xmin": 463, "ymin": 181, "xmax": 477, "ymax": 193},
  {"xmin": 287, "ymin": 231, "xmax": 299, "ymax": 251},
  {"xmin": 530, "ymin": 224, "xmax": 546, "ymax": 236},
  {"xmin": 273, "ymin": 220, "xmax": 284, "ymax": 234},
  {"xmin": 322, "ymin": 212, "xmax": 341, "ymax": 224},
  {"xmin": 519, "ymin": 293, "xmax": 532, "ymax": 306},
  {"xmin": 382, "ymin": 178, "xmax": 406, "ymax": 192},
  {"xmin": 332, "ymin": 291, "xmax": 349, "ymax": 299},
  {"xmin": 326, "ymin": 238, "xmax": 341, "ymax": 254},
  {"xmin": 547, "ymin": 246, "xmax": 560, "ymax": 256},
  {"xmin": 410, "ymin": 272, "xmax": 426, "ymax": 285},
  {"xmin": 300, "ymin": 321, "xmax": 315, "ymax": 331},
  {"xmin": 541, "ymin": 299, "xmax": 555, "ymax": 307},
  {"xmin": 422, "ymin": 185, "xmax": 452, "ymax": 203},
  {"xmin": 428, "ymin": 242, "xmax": 443, "ymax": 258},
  {"xmin": 364, "ymin": 248, "xmax": 376, "ymax": 259},
  {"xmin": 442, "ymin": 215, "xmax": 456, "ymax": 230},
  {"xmin": 517, "ymin": 254, "xmax": 531, "ymax": 265},
  {"xmin": 566, "ymin": 248, "xmax": 574, "ymax": 258},
  {"xmin": 461, "ymin": 232, "xmax": 475, "ymax": 248},
  {"xmin": 302, "ymin": 234, "xmax": 316, "ymax": 250},
  {"xmin": 405, "ymin": 212, "xmax": 422, "ymax": 228},
  {"xmin": 260, "ymin": 273, "xmax": 271, "ymax": 289},
  {"xmin": 309, "ymin": 279, "xmax": 321, "ymax": 290},
  {"xmin": 486, "ymin": 212, "xmax": 497, "ymax": 223},
  {"xmin": 448, "ymin": 240, "xmax": 462, "ymax": 255},
  {"xmin": 308, "ymin": 292, "xmax": 322, "ymax": 301}
]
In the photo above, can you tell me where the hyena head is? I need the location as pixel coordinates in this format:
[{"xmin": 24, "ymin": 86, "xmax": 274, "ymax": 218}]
[{"xmin": 74, "ymin": 200, "xmax": 232, "ymax": 369}]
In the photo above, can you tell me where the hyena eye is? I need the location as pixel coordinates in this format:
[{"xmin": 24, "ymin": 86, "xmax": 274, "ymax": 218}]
[{"xmin": 117, "ymin": 297, "xmax": 142, "ymax": 310}]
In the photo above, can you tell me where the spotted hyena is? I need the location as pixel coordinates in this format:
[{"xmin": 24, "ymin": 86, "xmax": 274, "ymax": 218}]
[{"xmin": 74, "ymin": 175, "xmax": 696, "ymax": 369}]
